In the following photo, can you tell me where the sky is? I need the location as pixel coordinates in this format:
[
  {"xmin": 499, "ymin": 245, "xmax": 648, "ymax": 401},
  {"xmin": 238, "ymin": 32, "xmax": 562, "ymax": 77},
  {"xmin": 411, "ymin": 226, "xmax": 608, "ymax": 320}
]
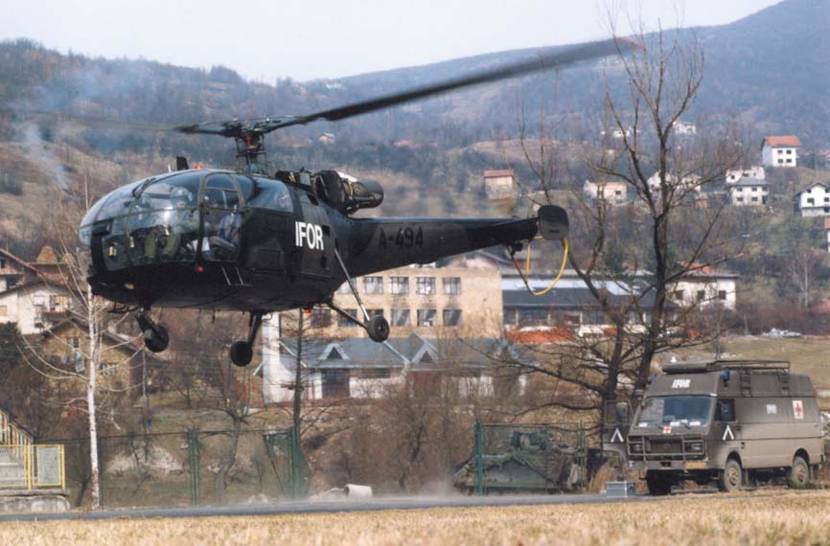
[{"xmin": 0, "ymin": 0, "xmax": 782, "ymax": 82}]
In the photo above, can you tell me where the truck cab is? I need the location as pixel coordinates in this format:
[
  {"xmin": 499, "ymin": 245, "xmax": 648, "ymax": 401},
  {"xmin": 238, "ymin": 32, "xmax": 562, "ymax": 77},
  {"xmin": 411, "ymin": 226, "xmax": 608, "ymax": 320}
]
[{"xmin": 627, "ymin": 359, "xmax": 825, "ymax": 495}]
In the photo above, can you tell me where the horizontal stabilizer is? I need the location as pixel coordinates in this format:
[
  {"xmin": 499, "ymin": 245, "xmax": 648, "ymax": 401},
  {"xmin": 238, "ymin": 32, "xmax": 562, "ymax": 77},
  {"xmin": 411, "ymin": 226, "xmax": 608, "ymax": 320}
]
[{"xmin": 537, "ymin": 205, "xmax": 569, "ymax": 240}]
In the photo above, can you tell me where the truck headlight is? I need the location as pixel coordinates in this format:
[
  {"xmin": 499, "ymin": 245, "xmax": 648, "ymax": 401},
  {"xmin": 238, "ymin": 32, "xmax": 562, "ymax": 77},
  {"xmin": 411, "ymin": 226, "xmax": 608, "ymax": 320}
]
[{"xmin": 686, "ymin": 441, "xmax": 704, "ymax": 452}]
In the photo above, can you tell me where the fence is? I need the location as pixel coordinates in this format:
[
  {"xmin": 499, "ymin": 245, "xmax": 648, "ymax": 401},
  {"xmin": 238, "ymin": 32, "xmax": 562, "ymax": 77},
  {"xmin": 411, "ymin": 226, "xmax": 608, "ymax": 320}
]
[
  {"xmin": 57, "ymin": 427, "xmax": 307, "ymax": 509},
  {"xmin": 0, "ymin": 444, "xmax": 65, "ymax": 490},
  {"xmin": 462, "ymin": 421, "xmax": 587, "ymax": 494}
]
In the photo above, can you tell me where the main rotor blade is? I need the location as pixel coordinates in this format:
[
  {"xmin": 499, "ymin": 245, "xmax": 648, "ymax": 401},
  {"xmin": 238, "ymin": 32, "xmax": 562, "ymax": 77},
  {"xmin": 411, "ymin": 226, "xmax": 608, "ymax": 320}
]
[
  {"xmin": 268, "ymin": 37, "xmax": 639, "ymax": 131},
  {"xmin": 8, "ymin": 108, "xmax": 174, "ymax": 133}
]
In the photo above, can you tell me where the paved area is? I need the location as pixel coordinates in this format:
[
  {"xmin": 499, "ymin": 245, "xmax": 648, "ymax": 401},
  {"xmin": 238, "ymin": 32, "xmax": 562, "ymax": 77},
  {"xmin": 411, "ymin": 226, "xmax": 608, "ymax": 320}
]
[{"xmin": 0, "ymin": 493, "xmax": 643, "ymax": 522}]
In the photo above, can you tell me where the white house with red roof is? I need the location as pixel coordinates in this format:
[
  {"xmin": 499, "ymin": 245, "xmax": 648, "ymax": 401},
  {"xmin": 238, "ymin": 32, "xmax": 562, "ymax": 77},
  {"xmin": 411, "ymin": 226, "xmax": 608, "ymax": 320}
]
[{"xmin": 762, "ymin": 135, "xmax": 801, "ymax": 168}]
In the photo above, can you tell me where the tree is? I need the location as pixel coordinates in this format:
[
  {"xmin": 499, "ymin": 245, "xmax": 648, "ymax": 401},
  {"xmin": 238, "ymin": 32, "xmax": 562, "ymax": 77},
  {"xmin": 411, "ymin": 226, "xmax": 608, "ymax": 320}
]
[{"xmin": 508, "ymin": 24, "xmax": 743, "ymax": 435}]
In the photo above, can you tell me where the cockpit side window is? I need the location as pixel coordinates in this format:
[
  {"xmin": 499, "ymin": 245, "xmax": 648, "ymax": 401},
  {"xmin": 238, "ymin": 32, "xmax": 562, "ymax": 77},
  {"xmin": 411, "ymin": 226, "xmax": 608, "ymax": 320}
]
[
  {"xmin": 204, "ymin": 174, "xmax": 240, "ymax": 209},
  {"xmin": 249, "ymin": 177, "xmax": 293, "ymax": 213}
]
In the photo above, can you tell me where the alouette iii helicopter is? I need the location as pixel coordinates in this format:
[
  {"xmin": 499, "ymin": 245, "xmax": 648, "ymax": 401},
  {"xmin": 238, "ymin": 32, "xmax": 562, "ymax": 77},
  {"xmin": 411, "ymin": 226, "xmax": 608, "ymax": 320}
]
[{"xmin": 77, "ymin": 38, "xmax": 636, "ymax": 366}]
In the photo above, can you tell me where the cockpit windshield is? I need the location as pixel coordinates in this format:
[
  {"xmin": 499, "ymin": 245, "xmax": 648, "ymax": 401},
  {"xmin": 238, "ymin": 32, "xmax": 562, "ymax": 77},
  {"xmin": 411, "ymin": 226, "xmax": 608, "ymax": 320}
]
[
  {"xmin": 635, "ymin": 396, "xmax": 713, "ymax": 428},
  {"xmin": 79, "ymin": 171, "xmax": 245, "ymax": 273}
]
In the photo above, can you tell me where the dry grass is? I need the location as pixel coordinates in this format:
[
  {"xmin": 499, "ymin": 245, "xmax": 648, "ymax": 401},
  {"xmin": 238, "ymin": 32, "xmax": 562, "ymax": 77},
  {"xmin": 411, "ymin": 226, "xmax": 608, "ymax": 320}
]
[{"xmin": 5, "ymin": 490, "xmax": 830, "ymax": 546}]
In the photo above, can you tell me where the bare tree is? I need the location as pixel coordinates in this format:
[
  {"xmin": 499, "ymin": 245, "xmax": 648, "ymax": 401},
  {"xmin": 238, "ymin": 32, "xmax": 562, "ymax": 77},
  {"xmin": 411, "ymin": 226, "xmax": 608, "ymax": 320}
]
[{"xmin": 507, "ymin": 23, "xmax": 744, "ymax": 434}]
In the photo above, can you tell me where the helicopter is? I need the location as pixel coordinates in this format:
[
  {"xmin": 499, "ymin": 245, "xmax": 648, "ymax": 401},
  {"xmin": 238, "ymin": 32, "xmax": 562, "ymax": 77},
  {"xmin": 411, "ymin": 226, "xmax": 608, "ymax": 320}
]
[{"xmin": 77, "ymin": 37, "xmax": 637, "ymax": 366}]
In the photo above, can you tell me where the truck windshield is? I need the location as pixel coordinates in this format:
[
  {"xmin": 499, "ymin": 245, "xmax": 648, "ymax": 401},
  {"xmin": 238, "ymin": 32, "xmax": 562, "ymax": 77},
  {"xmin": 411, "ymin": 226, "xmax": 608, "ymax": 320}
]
[{"xmin": 636, "ymin": 396, "xmax": 712, "ymax": 427}]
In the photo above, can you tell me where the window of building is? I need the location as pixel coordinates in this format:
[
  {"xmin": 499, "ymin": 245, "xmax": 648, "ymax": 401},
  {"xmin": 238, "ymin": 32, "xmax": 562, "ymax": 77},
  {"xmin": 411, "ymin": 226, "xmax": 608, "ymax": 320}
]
[
  {"xmin": 673, "ymin": 290, "xmax": 685, "ymax": 300},
  {"xmin": 786, "ymin": 158, "xmax": 793, "ymax": 164},
  {"xmin": 390, "ymin": 276, "xmax": 409, "ymax": 295},
  {"xmin": 718, "ymin": 290, "xmax": 727, "ymax": 301},
  {"xmin": 443, "ymin": 277, "xmax": 461, "ymax": 295},
  {"xmin": 338, "ymin": 309, "xmax": 358, "ymax": 327},
  {"xmin": 322, "ymin": 369, "xmax": 350, "ymax": 399},
  {"xmin": 778, "ymin": 159, "xmax": 784, "ymax": 165},
  {"xmin": 786, "ymin": 149, "xmax": 793, "ymax": 154},
  {"xmin": 416, "ymin": 277, "xmax": 436, "ymax": 295},
  {"xmin": 363, "ymin": 276, "xmax": 384, "ymax": 295},
  {"xmin": 808, "ymin": 198, "xmax": 815, "ymax": 205},
  {"xmin": 696, "ymin": 290, "xmax": 705, "ymax": 301},
  {"xmin": 504, "ymin": 308, "xmax": 518, "ymax": 325},
  {"xmin": 367, "ymin": 309, "xmax": 384, "ymax": 319},
  {"xmin": 0, "ymin": 257, "xmax": 5, "ymax": 269},
  {"xmin": 310, "ymin": 308, "xmax": 332, "ymax": 328},
  {"xmin": 417, "ymin": 308, "xmax": 437, "ymax": 327},
  {"xmin": 443, "ymin": 309, "xmax": 462, "ymax": 326},
  {"xmin": 751, "ymin": 197, "xmax": 758, "ymax": 202},
  {"xmin": 736, "ymin": 197, "xmax": 743, "ymax": 203},
  {"xmin": 518, "ymin": 309, "xmax": 548, "ymax": 326},
  {"xmin": 391, "ymin": 308, "xmax": 410, "ymax": 326}
]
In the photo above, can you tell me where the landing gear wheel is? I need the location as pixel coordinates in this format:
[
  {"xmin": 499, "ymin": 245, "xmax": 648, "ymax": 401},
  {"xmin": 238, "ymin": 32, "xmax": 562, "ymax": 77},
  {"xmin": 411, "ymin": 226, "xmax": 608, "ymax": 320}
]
[
  {"xmin": 645, "ymin": 471, "xmax": 673, "ymax": 496},
  {"xmin": 230, "ymin": 341, "xmax": 254, "ymax": 367},
  {"xmin": 719, "ymin": 458, "xmax": 743, "ymax": 492},
  {"xmin": 788, "ymin": 455, "xmax": 811, "ymax": 489},
  {"xmin": 143, "ymin": 324, "xmax": 169, "ymax": 353},
  {"xmin": 366, "ymin": 315, "xmax": 390, "ymax": 342}
]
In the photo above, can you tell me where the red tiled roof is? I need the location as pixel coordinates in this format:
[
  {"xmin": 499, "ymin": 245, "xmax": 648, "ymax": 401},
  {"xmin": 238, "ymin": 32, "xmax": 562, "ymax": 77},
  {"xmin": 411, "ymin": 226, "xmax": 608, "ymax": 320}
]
[
  {"xmin": 764, "ymin": 135, "xmax": 801, "ymax": 148},
  {"xmin": 506, "ymin": 326, "xmax": 574, "ymax": 344},
  {"xmin": 483, "ymin": 169, "xmax": 514, "ymax": 178}
]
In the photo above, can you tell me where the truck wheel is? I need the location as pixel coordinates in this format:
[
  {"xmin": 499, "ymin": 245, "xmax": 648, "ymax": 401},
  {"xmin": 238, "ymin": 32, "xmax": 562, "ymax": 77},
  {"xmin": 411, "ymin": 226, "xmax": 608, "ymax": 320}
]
[
  {"xmin": 645, "ymin": 471, "xmax": 673, "ymax": 496},
  {"xmin": 787, "ymin": 456, "xmax": 811, "ymax": 489},
  {"xmin": 719, "ymin": 458, "xmax": 743, "ymax": 492}
]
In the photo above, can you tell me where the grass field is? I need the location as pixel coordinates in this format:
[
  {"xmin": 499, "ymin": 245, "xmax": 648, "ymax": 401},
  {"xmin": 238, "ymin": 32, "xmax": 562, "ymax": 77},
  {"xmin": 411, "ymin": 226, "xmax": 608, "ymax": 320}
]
[{"xmin": 6, "ymin": 490, "xmax": 830, "ymax": 546}]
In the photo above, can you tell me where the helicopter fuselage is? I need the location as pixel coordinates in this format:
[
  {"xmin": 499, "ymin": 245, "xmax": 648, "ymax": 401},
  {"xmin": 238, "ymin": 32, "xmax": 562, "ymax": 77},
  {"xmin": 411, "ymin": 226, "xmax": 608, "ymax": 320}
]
[{"xmin": 80, "ymin": 168, "xmax": 561, "ymax": 314}]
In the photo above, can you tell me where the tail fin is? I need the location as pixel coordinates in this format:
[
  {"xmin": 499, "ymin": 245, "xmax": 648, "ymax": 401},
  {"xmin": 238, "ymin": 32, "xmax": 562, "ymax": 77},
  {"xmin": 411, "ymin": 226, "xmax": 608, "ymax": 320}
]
[{"xmin": 537, "ymin": 205, "xmax": 569, "ymax": 240}]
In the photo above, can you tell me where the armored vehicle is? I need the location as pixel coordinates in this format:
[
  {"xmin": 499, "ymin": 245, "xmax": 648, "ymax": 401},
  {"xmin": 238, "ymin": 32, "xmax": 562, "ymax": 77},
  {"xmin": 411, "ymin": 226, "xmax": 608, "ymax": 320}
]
[
  {"xmin": 627, "ymin": 360, "xmax": 825, "ymax": 494},
  {"xmin": 453, "ymin": 423, "xmax": 587, "ymax": 494}
]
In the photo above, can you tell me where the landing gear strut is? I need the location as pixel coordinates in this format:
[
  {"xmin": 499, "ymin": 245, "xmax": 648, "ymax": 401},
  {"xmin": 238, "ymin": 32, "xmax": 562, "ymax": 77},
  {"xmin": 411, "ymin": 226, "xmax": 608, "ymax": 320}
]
[
  {"xmin": 137, "ymin": 312, "xmax": 169, "ymax": 353},
  {"xmin": 230, "ymin": 313, "xmax": 263, "ymax": 367},
  {"xmin": 328, "ymin": 247, "xmax": 389, "ymax": 342}
]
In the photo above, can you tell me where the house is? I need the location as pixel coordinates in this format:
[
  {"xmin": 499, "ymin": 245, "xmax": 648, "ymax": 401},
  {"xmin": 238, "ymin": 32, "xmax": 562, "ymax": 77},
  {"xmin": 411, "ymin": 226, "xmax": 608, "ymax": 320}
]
[
  {"xmin": 0, "ymin": 280, "xmax": 71, "ymax": 335},
  {"xmin": 725, "ymin": 166, "xmax": 765, "ymax": 185},
  {"xmin": 501, "ymin": 272, "xmax": 651, "ymax": 337},
  {"xmin": 673, "ymin": 121, "xmax": 697, "ymax": 136},
  {"xmin": 318, "ymin": 132, "xmax": 335, "ymax": 144},
  {"xmin": 669, "ymin": 267, "xmax": 737, "ymax": 311},
  {"xmin": 793, "ymin": 182, "xmax": 830, "ymax": 217},
  {"xmin": 260, "ymin": 332, "xmax": 505, "ymax": 403},
  {"xmin": 33, "ymin": 313, "xmax": 166, "ymax": 394},
  {"xmin": 583, "ymin": 180, "xmax": 628, "ymax": 205},
  {"xmin": 646, "ymin": 172, "xmax": 702, "ymax": 194},
  {"xmin": 483, "ymin": 169, "xmax": 516, "ymax": 202},
  {"xmin": 0, "ymin": 247, "xmax": 40, "ymax": 292},
  {"xmin": 310, "ymin": 263, "xmax": 503, "ymax": 339},
  {"xmin": 762, "ymin": 135, "xmax": 801, "ymax": 168},
  {"xmin": 729, "ymin": 178, "xmax": 768, "ymax": 206}
]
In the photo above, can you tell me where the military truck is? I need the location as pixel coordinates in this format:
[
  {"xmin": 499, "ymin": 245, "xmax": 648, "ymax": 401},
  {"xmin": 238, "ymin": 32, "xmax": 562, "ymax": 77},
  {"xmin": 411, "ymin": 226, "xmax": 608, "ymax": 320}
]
[{"xmin": 627, "ymin": 360, "xmax": 825, "ymax": 495}]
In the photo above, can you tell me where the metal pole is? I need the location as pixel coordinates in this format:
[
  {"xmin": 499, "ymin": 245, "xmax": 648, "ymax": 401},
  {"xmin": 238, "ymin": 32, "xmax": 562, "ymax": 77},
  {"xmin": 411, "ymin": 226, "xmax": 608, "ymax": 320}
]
[
  {"xmin": 188, "ymin": 430, "xmax": 200, "ymax": 506},
  {"xmin": 473, "ymin": 420, "xmax": 484, "ymax": 495}
]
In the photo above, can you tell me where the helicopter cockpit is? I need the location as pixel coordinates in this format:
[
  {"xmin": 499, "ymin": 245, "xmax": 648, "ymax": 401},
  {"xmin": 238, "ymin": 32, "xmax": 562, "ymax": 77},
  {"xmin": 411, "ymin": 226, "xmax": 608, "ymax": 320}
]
[{"xmin": 79, "ymin": 170, "xmax": 278, "ymax": 276}]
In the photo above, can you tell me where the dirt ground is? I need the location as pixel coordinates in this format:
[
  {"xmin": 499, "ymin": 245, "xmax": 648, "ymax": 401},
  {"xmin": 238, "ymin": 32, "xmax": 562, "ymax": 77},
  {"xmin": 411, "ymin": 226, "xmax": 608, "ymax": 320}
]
[{"xmin": 5, "ymin": 489, "xmax": 830, "ymax": 546}]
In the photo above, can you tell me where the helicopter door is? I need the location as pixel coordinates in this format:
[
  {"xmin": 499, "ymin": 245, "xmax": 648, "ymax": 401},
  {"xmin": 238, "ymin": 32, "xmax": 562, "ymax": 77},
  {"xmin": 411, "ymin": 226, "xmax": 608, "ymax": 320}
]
[{"xmin": 200, "ymin": 173, "xmax": 244, "ymax": 263}]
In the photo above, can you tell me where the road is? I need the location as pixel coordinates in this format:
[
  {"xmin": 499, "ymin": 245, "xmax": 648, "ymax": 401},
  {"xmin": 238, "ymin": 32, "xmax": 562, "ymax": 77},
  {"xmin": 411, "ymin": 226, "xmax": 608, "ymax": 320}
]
[{"xmin": 0, "ymin": 493, "xmax": 642, "ymax": 522}]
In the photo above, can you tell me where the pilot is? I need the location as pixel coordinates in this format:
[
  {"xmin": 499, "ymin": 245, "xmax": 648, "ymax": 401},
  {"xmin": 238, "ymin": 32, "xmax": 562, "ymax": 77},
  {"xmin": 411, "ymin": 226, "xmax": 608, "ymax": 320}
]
[
  {"xmin": 144, "ymin": 186, "xmax": 198, "ymax": 262},
  {"xmin": 209, "ymin": 205, "xmax": 241, "ymax": 259}
]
